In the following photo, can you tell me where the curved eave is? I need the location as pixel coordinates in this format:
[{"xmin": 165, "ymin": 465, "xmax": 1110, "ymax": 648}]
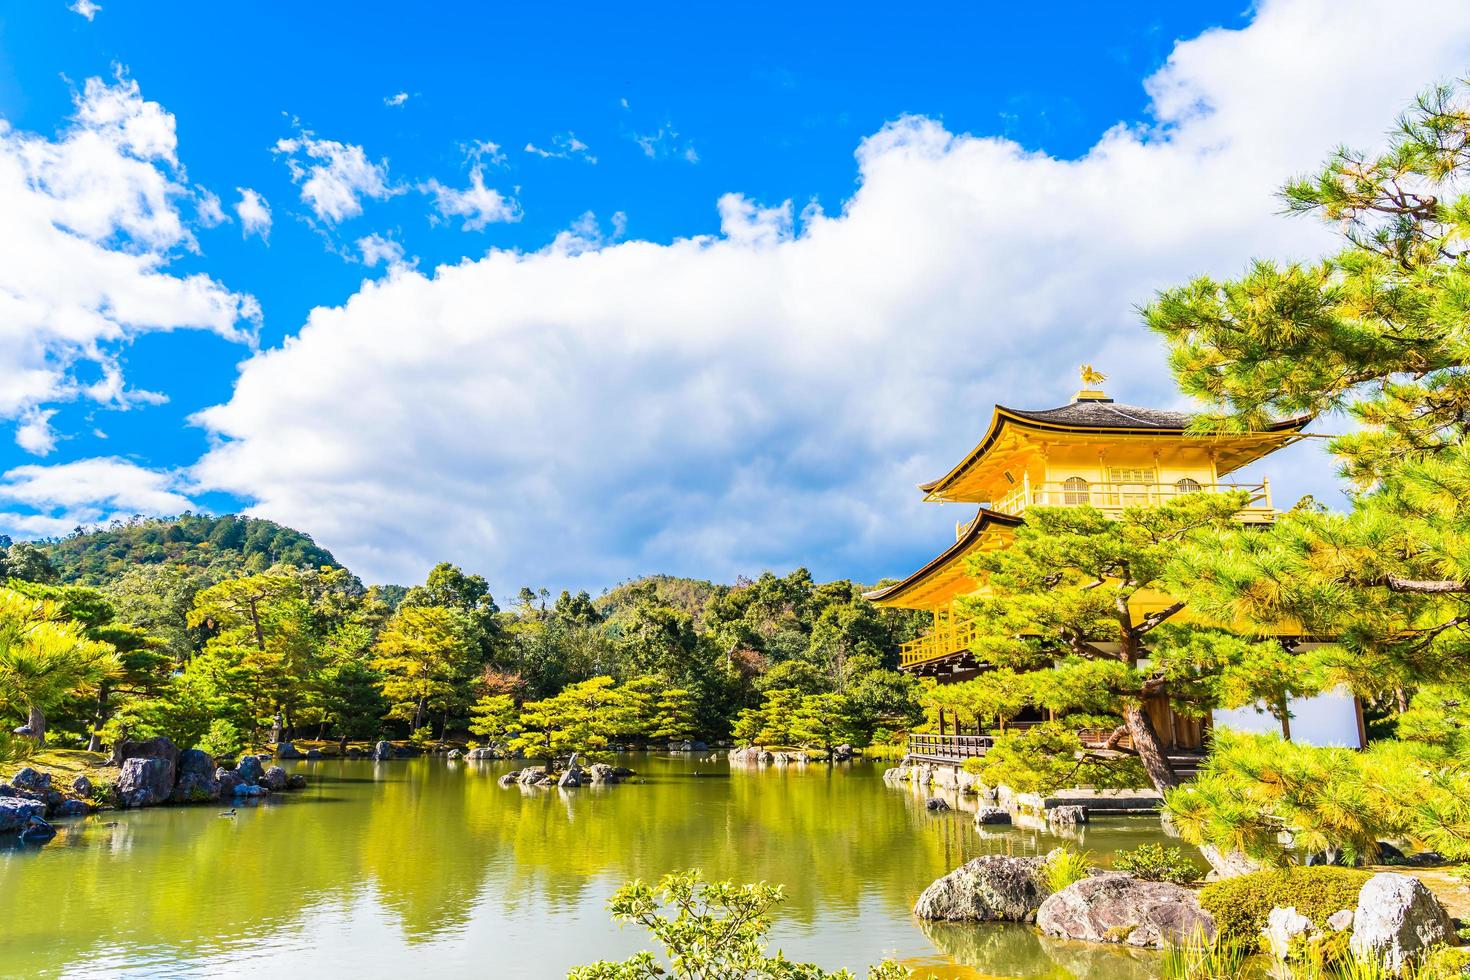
[
  {"xmin": 863, "ymin": 507, "xmax": 1021, "ymax": 606},
  {"xmin": 918, "ymin": 408, "xmax": 1313, "ymax": 500}
]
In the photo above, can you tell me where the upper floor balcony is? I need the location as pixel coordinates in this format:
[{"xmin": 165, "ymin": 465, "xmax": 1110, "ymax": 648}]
[{"xmin": 989, "ymin": 477, "xmax": 1274, "ymax": 522}]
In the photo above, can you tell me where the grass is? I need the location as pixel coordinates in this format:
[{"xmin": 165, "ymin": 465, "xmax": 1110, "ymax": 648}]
[
  {"xmin": 1043, "ymin": 847, "xmax": 1093, "ymax": 893},
  {"xmin": 1160, "ymin": 933, "xmax": 1253, "ymax": 980},
  {"xmin": 1, "ymin": 747, "xmax": 109, "ymax": 782}
]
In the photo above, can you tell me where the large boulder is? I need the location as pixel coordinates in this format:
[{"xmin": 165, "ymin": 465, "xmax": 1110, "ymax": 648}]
[
  {"xmin": 260, "ymin": 766, "xmax": 289, "ymax": 792},
  {"xmin": 832, "ymin": 744, "xmax": 855, "ymax": 762},
  {"xmin": 216, "ymin": 769, "xmax": 243, "ymax": 797},
  {"xmin": 274, "ymin": 741, "xmax": 304, "ymax": 759},
  {"xmin": 913, "ymin": 856, "xmax": 1047, "ymax": 922},
  {"xmin": 236, "ymin": 756, "xmax": 265, "ymax": 785},
  {"xmin": 1350, "ymin": 873, "xmax": 1457, "ymax": 971},
  {"xmin": 10, "ymin": 767, "xmax": 51, "ymax": 793},
  {"xmin": 1037, "ymin": 874, "xmax": 1216, "ymax": 948},
  {"xmin": 119, "ymin": 736, "xmax": 180, "ymax": 789},
  {"xmin": 372, "ymin": 740, "xmax": 393, "ymax": 761},
  {"xmin": 116, "ymin": 757, "xmax": 173, "ymax": 807},
  {"xmin": 975, "ymin": 807, "xmax": 1012, "ymax": 826},
  {"xmin": 498, "ymin": 771, "xmax": 520, "ymax": 787},
  {"xmin": 518, "ymin": 767, "xmax": 550, "ymax": 786},
  {"xmin": 557, "ymin": 766, "xmax": 582, "ymax": 788},
  {"xmin": 0, "ymin": 797, "xmax": 46, "ymax": 832},
  {"xmin": 925, "ymin": 797, "xmax": 951, "ymax": 812},
  {"xmin": 171, "ymin": 748, "xmax": 221, "ymax": 803},
  {"xmin": 71, "ymin": 775, "xmax": 93, "ymax": 798}
]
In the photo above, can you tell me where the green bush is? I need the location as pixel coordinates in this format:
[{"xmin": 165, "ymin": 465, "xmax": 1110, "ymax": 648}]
[
  {"xmin": 1113, "ymin": 843, "xmax": 1204, "ymax": 884},
  {"xmin": 1198, "ymin": 867, "xmax": 1369, "ymax": 946}
]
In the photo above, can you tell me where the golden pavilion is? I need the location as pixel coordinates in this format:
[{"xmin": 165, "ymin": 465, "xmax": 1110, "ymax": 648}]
[{"xmin": 864, "ymin": 369, "xmax": 1364, "ymax": 753}]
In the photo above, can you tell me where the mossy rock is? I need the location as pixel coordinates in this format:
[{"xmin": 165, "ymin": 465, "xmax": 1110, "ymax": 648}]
[{"xmin": 1199, "ymin": 867, "xmax": 1370, "ymax": 948}]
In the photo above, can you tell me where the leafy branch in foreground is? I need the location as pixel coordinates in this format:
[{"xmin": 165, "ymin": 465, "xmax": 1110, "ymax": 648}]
[{"xmin": 567, "ymin": 870, "xmax": 919, "ymax": 980}]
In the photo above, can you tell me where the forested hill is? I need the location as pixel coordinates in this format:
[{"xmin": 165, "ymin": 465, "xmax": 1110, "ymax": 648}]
[
  {"xmin": 596, "ymin": 574, "xmax": 720, "ymax": 624},
  {"xmin": 35, "ymin": 514, "xmax": 341, "ymax": 585}
]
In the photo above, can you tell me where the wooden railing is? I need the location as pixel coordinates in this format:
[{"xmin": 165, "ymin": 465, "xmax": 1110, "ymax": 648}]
[
  {"xmin": 990, "ymin": 480, "xmax": 1272, "ymax": 520},
  {"xmin": 908, "ymin": 733, "xmax": 993, "ymax": 760},
  {"xmin": 899, "ymin": 616, "xmax": 982, "ymax": 668}
]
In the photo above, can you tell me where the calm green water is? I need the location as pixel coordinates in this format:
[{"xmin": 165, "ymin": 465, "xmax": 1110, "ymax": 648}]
[{"xmin": 0, "ymin": 755, "xmax": 1183, "ymax": 979}]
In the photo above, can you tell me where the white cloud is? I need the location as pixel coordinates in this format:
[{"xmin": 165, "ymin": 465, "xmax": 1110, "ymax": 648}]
[
  {"xmin": 384, "ymin": 92, "xmax": 410, "ymax": 108},
  {"xmin": 0, "ymin": 457, "xmax": 195, "ymax": 537},
  {"xmin": 357, "ymin": 232, "xmax": 406, "ymax": 268},
  {"xmin": 420, "ymin": 165, "xmax": 520, "ymax": 231},
  {"xmin": 274, "ymin": 128, "xmax": 398, "ymax": 223},
  {"xmin": 194, "ymin": 0, "xmax": 1470, "ymax": 591},
  {"xmin": 523, "ymin": 133, "xmax": 596, "ymax": 164},
  {"xmin": 15, "ymin": 409, "xmax": 59, "ymax": 456},
  {"xmin": 0, "ymin": 72, "xmax": 258, "ymax": 456},
  {"xmin": 196, "ymin": 188, "xmax": 228, "ymax": 227},
  {"xmin": 632, "ymin": 123, "xmax": 697, "ymax": 163},
  {"xmin": 69, "ymin": 0, "xmax": 101, "ymax": 20},
  {"xmin": 235, "ymin": 186, "xmax": 272, "ymax": 240}
]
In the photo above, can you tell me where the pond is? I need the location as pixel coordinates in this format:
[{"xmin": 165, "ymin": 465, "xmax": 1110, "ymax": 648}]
[{"xmin": 0, "ymin": 754, "xmax": 1189, "ymax": 979}]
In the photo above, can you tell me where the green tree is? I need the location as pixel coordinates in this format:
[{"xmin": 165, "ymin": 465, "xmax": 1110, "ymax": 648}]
[
  {"xmin": 790, "ymin": 693, "xmax": 859, "ymax": 753},
  {"xmin": 0, "ymin": 541, "xmax": 58, "ymax": 584},
  {"xmin": 371, "ymin": 605, "xmax": 475, "ymax": 733},
  {"xmin": 510, "ymin": 675, "xmax": 632, "ymax": 764},
  {"xmin": 957, "ymin": 494, "xmax": 1312, "ymax": 792},
  {"xmin": 0, "ymin": 587, "xmax": 122, "ymax": 744},
  {"xmin": 468, "ymin": 693, "xmax": 518, "ymax": 743},
  {"xmin": 1146, "ymin": 78, "xmax": 1470, "ymax": 714}
]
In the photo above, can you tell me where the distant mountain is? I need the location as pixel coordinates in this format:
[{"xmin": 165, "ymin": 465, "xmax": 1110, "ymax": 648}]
[{"xmin": 37, "ymin": 514, "xmax": 340, "ymax": 585}]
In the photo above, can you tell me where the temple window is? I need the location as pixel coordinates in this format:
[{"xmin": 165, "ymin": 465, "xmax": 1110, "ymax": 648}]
[{"xmin": 1062, "ymin": 477, "xmax": 1090, "ymax": 505}]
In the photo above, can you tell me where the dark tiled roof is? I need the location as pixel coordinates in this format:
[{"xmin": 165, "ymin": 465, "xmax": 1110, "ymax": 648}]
[{"xmin": 1001, "ymin": 399, "xmax": 1195, "ymax": 430}]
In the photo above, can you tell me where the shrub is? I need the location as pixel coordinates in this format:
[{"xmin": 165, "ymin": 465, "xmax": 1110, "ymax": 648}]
[
  {"xmin": 1198, "ymin": 867, "xmax": 1370, "ymax": 946},
  {"xmin": 1113, "ymin": 843, "xmax": 1204, "ymax": 884},
  {"xmin": 567, "ymin": 869, "xmax": 914, "ymax": 979},
  {"xmin": 1043, "ymin": 847, "xmax": 1093, "ymax": 893}
]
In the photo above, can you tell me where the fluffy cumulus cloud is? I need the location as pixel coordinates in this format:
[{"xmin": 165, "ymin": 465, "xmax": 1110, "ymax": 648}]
[
  {"xmin": 0, "ymin": 73, "xmax": 258, "ymax": 456},
  {"xmin": 193, "ymin": 0, "xmax": 1470, "ymax": 590},
  {"xmin": 0, "ymin": 457, "xmax": 195, "ymax": 537},
  {"xmin": 69, "ymin": 0, "xmax": 100, "ymax": 20},
  {"xmin": 274, "ymin": 128, "xmax": 398, "ymax": 223}
]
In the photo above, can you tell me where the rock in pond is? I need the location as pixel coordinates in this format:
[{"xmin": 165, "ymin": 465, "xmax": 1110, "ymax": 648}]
[
  {"xmin": 925, "ymin": 797, "xmax": 950, "ymax": 812},
  {"xmin": 1350, "ymin": 872, "xmax": 1457, "ymax": 971},
  {"xmin": 446, "ymin": 749, "xmax": 462, "ymax": 760},
  {"xmin": 275, "ymin": 741, "xmax": 304, "ymax": 759},
  {"xmin": 287, "ymin": 774, "xmax": 308, "ymax": 790},
  {"xmin": 119, "ymin": 736, "xmax": 180, "ymax": 789},
  {"xmin": 974, "ymin": 807, "xmax": 1011, "ymax": 826},
  {"xmin": 216, "ymin": 769, "xmax": 243, "ymax": 796},
  {"xmin": 557, "ymin": 766, "xmax": 581, "ymax": 788},
  {"xmin": 1047, "ymin": 805, "xmax": 1088, "ymax": 827},
  {"xmin": 0, "ymin": 797, "xmax": 46, "ymax": 832},
  {"xmin": 913, "ymin": 856, "xmax": 1047, "ymax": 923},
  {"xmin": 54, "ymin": 799, "xmax": 89, "ymax": 817},
  {"xmin": 305, "ymin": 749, "xmax": 322, "ymax": 760},
  {"xmin": 171, "ymin": 748, "xmax": 221, "ymax": 803},
  {"xmin": 232, "ymin": 783, "xmax": 268, "ymax": 797},
  {"xmin": 116, "ymin": 757, "xmax": 174, "ymax": 808},
  {"xmin": 832, "ymin": 744, "xmax": 855, "ymax": 762},
  {"xmin": 1036, "ymin": 874, "xmax": 1215, "ymax": 948},
  {"xmin": 236, "ymin": 755, "xmax": 265, "ymax": 786},
  {"xmin": 260, "ymin": 766, "xmax": 289, "ymax": 792},
  {"xmin": 372, "ymin": 740, "xmax": 394, "ymax": 761}
]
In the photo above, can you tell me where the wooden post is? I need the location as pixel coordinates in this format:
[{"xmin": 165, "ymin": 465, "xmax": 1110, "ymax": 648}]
[{"xmin": 937, "ymin": 708, "xmax": 946, "ymax": 737}]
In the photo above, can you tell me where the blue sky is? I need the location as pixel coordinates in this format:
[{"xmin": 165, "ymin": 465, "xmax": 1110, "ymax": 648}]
[{"xmin": 2, "ymin": 0, "xmax": 1469, "ymax": 595}]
